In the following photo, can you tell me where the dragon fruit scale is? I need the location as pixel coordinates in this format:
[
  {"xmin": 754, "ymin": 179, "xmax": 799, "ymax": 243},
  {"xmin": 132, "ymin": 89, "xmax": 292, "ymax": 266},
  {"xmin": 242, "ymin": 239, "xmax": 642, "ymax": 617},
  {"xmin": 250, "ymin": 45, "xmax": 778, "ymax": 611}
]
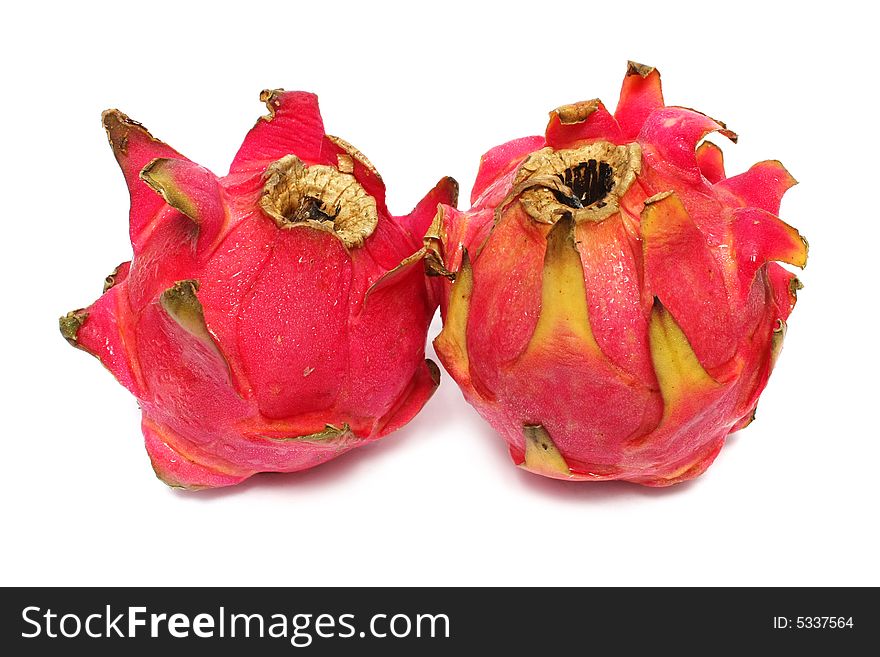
[
  {"xmin": 60, "ymin": 90, "xmax": 457, "ymax": 489},
  {"xmin": 426, "ymin": 62, "xmax": 807, "ymax": 486}
]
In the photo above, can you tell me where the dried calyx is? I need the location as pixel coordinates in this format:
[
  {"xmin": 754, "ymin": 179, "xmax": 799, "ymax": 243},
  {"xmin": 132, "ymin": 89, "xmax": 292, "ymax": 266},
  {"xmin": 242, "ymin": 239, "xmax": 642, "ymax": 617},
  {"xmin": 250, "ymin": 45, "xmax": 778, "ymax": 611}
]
[
  {"xmin": 514, "ymin": 142, "xmax": 641, "ymax": 224},
  {"xmin": 260, "ymin": 154, "xmax": 378, "ymax": 248}
]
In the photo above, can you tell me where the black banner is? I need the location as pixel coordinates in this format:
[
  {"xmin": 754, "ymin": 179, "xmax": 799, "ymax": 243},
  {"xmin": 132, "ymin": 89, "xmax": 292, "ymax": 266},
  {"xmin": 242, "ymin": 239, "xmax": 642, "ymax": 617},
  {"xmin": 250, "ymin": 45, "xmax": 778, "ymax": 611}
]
[{"xmin": 1, "ymin": 587, "xmax": 872, "ymax": 654}]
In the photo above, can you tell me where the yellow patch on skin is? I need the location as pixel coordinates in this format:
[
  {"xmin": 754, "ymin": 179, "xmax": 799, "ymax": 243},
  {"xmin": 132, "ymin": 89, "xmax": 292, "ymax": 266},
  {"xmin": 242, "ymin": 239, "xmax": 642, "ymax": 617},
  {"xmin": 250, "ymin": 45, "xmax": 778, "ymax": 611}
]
[
  {"xmin": 770, "ymin": 319, "xmax": 786, "ymax": 368},
  {"xmin": 525, "ymin": 215, "xmax": 598, "ymax": 354},
  {"xmin": 140, "ymin": 158, "xmax": 200, "ymax": 222},
  {"xmin": 159, "ymin": 281, "xmax": 232, "ymax": 382},
  {"xmin": 522, "ymin": 425, "xmax": 572, "ymax": 478},
  {"xmin": 655, "ymin": 458, "xmax": 700, "ymax": 483},
  {"xmin": 433, "ymin": 250, "xmax": 473, "ymax": 377},
  {"xmin": 263, "ymin": 423, "xmax": 352, "ymax": 444},
  {"xmin": 648, "ymin": 299, "xmax": 719, "ymax": 412},
  {"xmin": 160, "ymin": 281, "xmax": 213, "ymax": 344},
  {"xmin": 640, "ymin": 190, "xmax": 679, "ymax": 236}
]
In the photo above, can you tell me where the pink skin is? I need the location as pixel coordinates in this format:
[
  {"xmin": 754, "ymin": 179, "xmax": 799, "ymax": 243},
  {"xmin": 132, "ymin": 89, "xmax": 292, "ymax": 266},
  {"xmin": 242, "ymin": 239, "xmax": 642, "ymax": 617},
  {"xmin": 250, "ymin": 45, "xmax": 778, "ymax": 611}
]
[
  {"xmin": 65, "ymin": 91, "xmax": 456, "ymax": 489},
  {"xmin": 434, "ymin": 64, "xmax": 807, "ymax": 486}
]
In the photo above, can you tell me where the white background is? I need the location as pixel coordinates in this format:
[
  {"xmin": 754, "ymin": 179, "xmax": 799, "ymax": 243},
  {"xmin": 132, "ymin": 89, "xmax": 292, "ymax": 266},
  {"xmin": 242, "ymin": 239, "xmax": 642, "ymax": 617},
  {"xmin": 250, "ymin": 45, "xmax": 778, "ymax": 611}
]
[{"xmin": 2, "ymin": 1, "xmax": 877, "ymax": 587}]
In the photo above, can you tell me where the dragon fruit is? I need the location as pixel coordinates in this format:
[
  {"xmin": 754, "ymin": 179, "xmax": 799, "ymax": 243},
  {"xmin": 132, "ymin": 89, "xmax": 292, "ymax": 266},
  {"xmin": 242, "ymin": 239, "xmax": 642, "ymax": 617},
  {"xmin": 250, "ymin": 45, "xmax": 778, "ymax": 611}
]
[
  {"xmin": 60, "ymin": 90, "xmax": 456, "ymax": 489},
  {"xmin": 426, "ymin": 62, "xmax": 807, "ymax": 486}
]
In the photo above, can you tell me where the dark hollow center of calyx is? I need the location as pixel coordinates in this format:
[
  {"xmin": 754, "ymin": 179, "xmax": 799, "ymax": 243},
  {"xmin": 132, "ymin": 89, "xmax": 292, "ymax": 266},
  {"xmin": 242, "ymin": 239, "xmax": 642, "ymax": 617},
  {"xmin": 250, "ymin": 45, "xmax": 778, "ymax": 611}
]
[
  {"xmin": 553, "ymin": 159, "xmax": 614, "ymax": 209},
  {"xmin": 290, "ymin": 195, "xmax": 337, "ymax": 223}
]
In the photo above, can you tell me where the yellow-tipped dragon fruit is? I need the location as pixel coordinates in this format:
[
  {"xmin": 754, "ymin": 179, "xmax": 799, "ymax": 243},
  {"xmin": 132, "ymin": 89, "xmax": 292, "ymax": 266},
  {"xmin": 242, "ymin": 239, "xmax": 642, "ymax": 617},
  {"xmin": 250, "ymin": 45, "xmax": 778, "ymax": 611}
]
[{"xmin": 427, "ymin": 62, "xmax": 807, "ymax": 485}]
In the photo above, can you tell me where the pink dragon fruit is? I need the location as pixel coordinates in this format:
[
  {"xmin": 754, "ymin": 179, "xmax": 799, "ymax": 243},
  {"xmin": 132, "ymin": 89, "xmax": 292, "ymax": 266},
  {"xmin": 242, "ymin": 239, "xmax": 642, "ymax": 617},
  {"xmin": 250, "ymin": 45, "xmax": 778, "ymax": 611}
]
[
  {"xmin": 61, "ymin": 90, "xmax": 456, "ymax": 489},
  {"xmin": 426, "ymin": 62, "xmax": 807, "ymax": 486}
]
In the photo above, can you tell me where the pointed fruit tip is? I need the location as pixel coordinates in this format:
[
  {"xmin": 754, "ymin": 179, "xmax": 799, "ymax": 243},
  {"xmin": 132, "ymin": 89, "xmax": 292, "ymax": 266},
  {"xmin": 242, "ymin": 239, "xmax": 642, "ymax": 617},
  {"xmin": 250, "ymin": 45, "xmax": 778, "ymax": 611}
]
[
  {"xmin": 259, "ymin": 88, "xmax": 285, "ymax": 119},
  {"xmin": 425, "ymin": 359, "xmax": 441, "ymax": 386},
  {"xmin": 101, "ymin": 107, "xmax": 172, "ymax": 165},
  {"xmin": 59, "ymin": 309, "xmax": 88, "ymax": 347},
  {"xmin": 742, "ymin": 406, "xmax": 758, "ymax": 429},
  {"xmin": 103, "ymin": 262, "xmax": 128, "ymax": 293},
  {"xmin": 765, "ymin": 159, "xmax": 798, "ymax": 187},
  {"xmin": 680, "ymin": 106, "xmax": 739, "ymax": 144},
  {"xmin": 258, "ymin": 89, "xmax": 320, "ymax": 123},
  {"xmin": 626, "ymin": 61, "xmax": 657, "ymax": 78},
  {"xmin": 550, "ymin": 99, "xmax": 602, "ymax": 125},
  {"xmin": 101, "ymin": 107, "xmax": 135, "ymax": 130},
  {"xmin": 423, "ymin": 207, "xmax": 456, "ymax": 280},
  {"xmin": 101, "ymin": 108, "xmax": 140, "ymax": 155},
  {"xmin": 713, "ymin": 119, "xmax": 738, "ymax": 143},
  {"xmin": 440, "ymin": 176, "xmax": 460, "ymax": 208}
]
